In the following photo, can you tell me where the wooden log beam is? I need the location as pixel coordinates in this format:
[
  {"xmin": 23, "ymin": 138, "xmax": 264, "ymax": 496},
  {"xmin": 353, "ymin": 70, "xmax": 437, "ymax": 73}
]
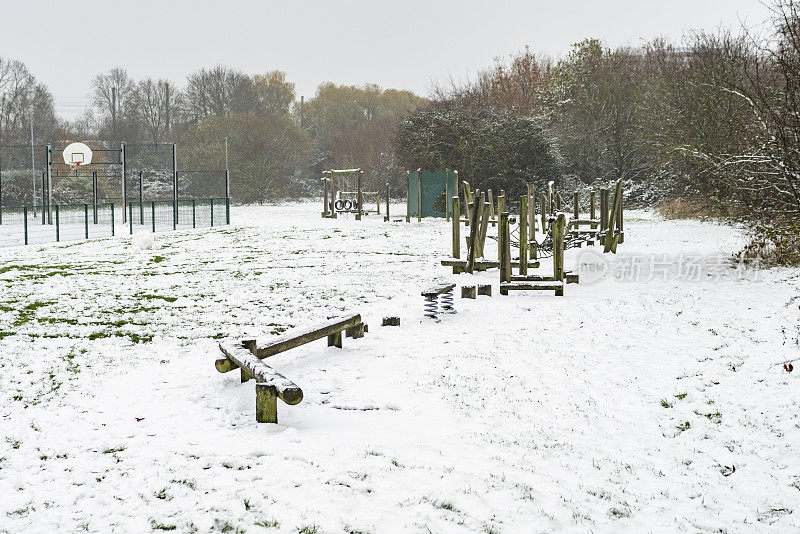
[
  {"xmin": 216, "ymin": 314, "xmax": 363, "ymax": 373},
  {"xmin": 604, "ymin": 179, "xmax": 622, "ymax": 253},
  {"xmin": 218, "ymin": 341, "xmax": 303, "ymax": 406}
]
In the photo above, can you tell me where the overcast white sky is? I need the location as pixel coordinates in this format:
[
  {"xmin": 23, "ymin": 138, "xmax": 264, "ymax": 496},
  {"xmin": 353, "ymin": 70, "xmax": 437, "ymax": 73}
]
[{"xmin": 0, "ymin": 0, "xmax": 774, "ymax": 120}]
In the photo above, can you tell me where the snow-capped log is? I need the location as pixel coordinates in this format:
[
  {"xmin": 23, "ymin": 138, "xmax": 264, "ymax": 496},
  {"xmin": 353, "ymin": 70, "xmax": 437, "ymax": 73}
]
[
  {"xmin": 218, "ymin": 340, "xmax": 303, "ymax": 406},
  {"xmin": 214, "ymin": 314, "xmax": 364, "ymax": 373}
]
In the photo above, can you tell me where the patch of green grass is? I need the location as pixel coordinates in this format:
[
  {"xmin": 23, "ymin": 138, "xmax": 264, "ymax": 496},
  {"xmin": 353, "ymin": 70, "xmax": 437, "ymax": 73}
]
[
  {"xmin": 434, "ymin": 501, "xmax": 457, "ymax": 512},
  {"xmin": 660, "ymin": 399, "xmax": 673, "ymax": 408},
  {"xmin": 296, "ymin": 525, "xmax": 319, "ymax": 534},
  {"xmin": 608, "ymin": 506, "xmax": 631, "ymax": 519},
  {"xmin": 102, "ymin": 446, "xmax": 126, "ymax": 454},
  {"xmin": 153, "ymin": 488, "xmax": 172, "ymax": 501},
  {"xmin": 150, "ymin": 520, "xmax": 177, "ymax": 531},
  {"xmin": 676, "ymin": 421, "xmax": 691, "ymax": 432},
  {"xmin": 170, "ymin": 478, "xmax": 196, "ymax": 490},
  {"xmin": 13, "ymin": 300, "xmax": 53, "ymax": 326},
  {"xmin": 255, "ymin": 519, "xmax": 279, "ymax": 528},
  {"xmin": 699, "ymin": 411, "xmax": 722, "ymax": 424},
  {"xmin": 150, "ymin": 256, "xmax": 167, "ymax": 263},
  {"xmin": 675, "ymin": 392, "xmax": 687, "ymax": 400},
  {"xmin": 139, "ymin": 294, "xmax": 179, "ymax": 303}
]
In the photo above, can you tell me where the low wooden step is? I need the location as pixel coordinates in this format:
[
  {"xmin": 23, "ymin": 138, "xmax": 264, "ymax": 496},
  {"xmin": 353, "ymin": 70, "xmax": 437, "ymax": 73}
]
[
  {"xmin": 500, "ymin": 281, "xmax": 564, "ymax": 295},
  {"xmin": 509, "ymin": 275, "xmax": 556, "ymax": 282}
]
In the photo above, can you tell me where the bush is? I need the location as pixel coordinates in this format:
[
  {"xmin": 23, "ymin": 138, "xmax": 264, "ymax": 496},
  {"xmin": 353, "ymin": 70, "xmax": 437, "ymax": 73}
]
[
  {"xmin": 740, "ymin": 220, "xmax": 800, "ymax": 267},
  {"xmin": 395, "ymin": 100, "xmax": 561, "ymax": 200}
]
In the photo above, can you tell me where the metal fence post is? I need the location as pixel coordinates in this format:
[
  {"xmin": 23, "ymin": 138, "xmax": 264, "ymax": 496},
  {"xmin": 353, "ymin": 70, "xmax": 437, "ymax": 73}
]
[
  {"xmin": 151, "ymin": 201, "xmax": 156, "ymax": 233},
  {"xmin": 225, "ymin": 197, "xmax": 230, "ymax": 225},
  {"xmin": 139, "ymin": 171, "xmax": 144, "ymax": 225},
  {"xmin": 55, "ymin": 205, "xmax": 60, "ymax": 242},
  {"xmin": 173, "ymin": 200, "xmax": 176, "ymax": 230},
  {"xmin": 84, "ymin": 204, "xmax": 89, "ymax": 239},
  {"xmin": 210, "ymin": 198, "xmax": 214, "ymax": 227},
  {"xmin": 92, "ymin": 171, "xmax": 98, "ymax": 224},
  {"xmin": 129, "ymin": 203, "xmax": 133, "ymax": 235},
  {"xmin": 23, "ymin": 206, "xmax": 28, "ymax": 245},
  {"xmin": 192, "ymin": 199, "xmax": 196, "ymax": 228},
  {"xmin": 111, "ymin": 203, "xmax": 115, "ymax": 236}
]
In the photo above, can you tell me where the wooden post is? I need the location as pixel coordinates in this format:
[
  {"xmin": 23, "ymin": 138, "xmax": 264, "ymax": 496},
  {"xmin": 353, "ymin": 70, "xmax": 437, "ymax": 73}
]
[
  {"xmin": 500, "ymin": 212, "xmax": 512, "ymax": 282},
  {"xmin": 529, "ymin": 185, "xmax": 537, "ymax": 259},
  {"xmin": 487, "ymin": 189, "xmax": 495, "ymax": 222},
  {"xmin": 327, "ymin": 331, "xmax": 343, "ymax": 348},
  {"xmin": 590, "ymin": 191, "xmax": 596, "ymax": 220},
  {"xmin": 356, "ymin": 170, "xmax": 363, "ymax": 220},
  {"xmin": 616, "ymin": 181, "xmax": 624, "ymax": 243},
  {"xmin": 465, "ymin": 199, "xmax": 481, "ymax": 273},
  {"xmin": 462, "ymin": 181, "xmax": 473, "ymax": 226},
  {"xmin": 519, "ymin": 195, "xmax": 528, "ymax": 275},
  {"xmin": 600, "ymin": 188, "xmax": 609, "ymax": 232},
  {"xmin": 384, "ymin": 182, "xmax": 390, "ymax": 221},
  {"xmin": 553, "ymin": 213, "xmax": 565, "ymax": 296},
  {"xmin": 573, "ymin": 191, "xmax": 579, "ymax": 219},
  {"xmin": 416, "ymin": 169, "xmax": 422, "ymax": 222},
  {"xmin": 540, "ymin": 193, "xmax": 547, "ymax": 234},
  {"xmin": 461, "ymin": 286, "xmax": 476, "ymax": 299},
  {"xmin": 452, "ymin": 196, "xmax": 460, "ymax": 259},
  {"xmin": 255, "ymin": 384, "xmax": 278, "ymax": 423},
  {"xmin": 406, "ymin": 171, "xmax": 410, "ymax": 222},
  {"xmin": 498, "ymin": 190, "xmax": 506, "ymax": 217},
  {"xmin": 548, "ymin": 181, "xmax": 554, "ymax": 214},
  {"xmin": 496, "ymin": 194, "xmax": 505, "ymax": 260},
  {"xmin": 476, "ymin": 192, "xmax": 490, "ymax": 258},
  {"xmin": 604, "ymin": 180, "xmax": 622, "ymax": 253},
  {"xmin": 499, "ymin": 211, "xmax": 508, "ymax": 283}
]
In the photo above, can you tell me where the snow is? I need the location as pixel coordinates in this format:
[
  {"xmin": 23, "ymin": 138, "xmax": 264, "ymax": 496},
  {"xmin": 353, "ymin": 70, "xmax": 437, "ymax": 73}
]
[{"xmin": 0, "ymin": 203, "xmax": 798, "ymax": 533}]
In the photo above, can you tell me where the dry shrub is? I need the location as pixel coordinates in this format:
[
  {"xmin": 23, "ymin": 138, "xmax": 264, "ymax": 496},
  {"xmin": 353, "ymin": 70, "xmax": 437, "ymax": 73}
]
[
  {"xmin": 740, "ymin": 220, "xmax": 800, "ymax": 267},
  {"xmin": 656, "ymin": 197, "xmax": 724, "ymax": 219}
]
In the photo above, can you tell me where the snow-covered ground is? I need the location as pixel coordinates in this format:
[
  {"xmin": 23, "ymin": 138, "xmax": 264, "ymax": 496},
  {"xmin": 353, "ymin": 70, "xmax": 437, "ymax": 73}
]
[{"xmin": 0, "ymin": 202, "xmax": 798, "ymax": 533}]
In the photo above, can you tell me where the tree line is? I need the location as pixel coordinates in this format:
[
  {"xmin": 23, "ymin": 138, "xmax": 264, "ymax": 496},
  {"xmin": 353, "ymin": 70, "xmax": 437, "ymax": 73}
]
[{"xmin": 0, "ymin": 64, "xmax": 424, "ymax": 204}]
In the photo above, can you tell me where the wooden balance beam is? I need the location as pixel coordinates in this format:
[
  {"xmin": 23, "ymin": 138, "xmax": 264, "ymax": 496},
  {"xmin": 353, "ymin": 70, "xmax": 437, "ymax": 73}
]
[{"xmin": 216, "ymin": 314, "xmax": 367, "ymax": 423}]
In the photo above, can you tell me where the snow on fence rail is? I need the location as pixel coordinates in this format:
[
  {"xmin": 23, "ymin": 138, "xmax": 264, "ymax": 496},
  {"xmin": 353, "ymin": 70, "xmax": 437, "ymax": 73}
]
[{"xmin": 0, "ymin": 197, "xmax": 229, "ymax": 247}]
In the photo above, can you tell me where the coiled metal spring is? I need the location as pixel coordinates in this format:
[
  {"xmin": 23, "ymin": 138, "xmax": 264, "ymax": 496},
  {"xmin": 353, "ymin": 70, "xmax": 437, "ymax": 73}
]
[
  {"xmin": 423, "ymin": 295, "xmax": 439, "ymax": 320},
  {"xmin": 440, "ymin": 289, "xmax": 455, "ymax": 314}
]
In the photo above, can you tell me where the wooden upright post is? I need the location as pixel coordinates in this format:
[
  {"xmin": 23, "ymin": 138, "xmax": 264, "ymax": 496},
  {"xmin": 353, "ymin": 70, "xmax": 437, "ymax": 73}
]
[
  {"xmin": 465, "ymin": 199, "xmax": 481, "ymax": 273},
  {"xmin": 462, "ymin": 181, "xmax": 473, "ymax": 226},
  {"xmin": 600, "ymin": 188, "xmax": 609, "ymax": 232},
  {"xmin": 540, "ymin": 193, "xmax": 547, "ymax": 234},
  {"xmin": 487, "ymin": 189, "xmax": 495, "ymax": 222},
  {"xmin": 616, "ymin": 181, "xmax": 624, "ymax": 243},
  {"xmin": 499, "ymin": 212, "xmax": 509, "ymax": 283},
  {"xmin": 452, "ymin": 197, "xmax": 460, "ymax": 259},
  {"xmin": 477, "ymin": 193, "xmax": 490, "ymax": 258},
  {"xmin": 590, "ymin": 191, "xmax": 596, "ymax": 220},
  {"xmin": 255, "ymin": 384, "xmax": 278, "ymax": 423},
  {"xmin": 519, "ymin": 195, "xmax": 528, "ymax": 275},
  {"xmin": 548, "ymin": 181, "xmax": 554, "ymax": 214},
  {"xmin": 573, "ymin": 191, "xmax": 579, "ymax": 219},
  {"xmin": 553, "ymin": 213, "xmax": 565, "ymax": 296},
  {"xmin": 496, "ymin": 193, "xmax": 506, "ymax": 260}
]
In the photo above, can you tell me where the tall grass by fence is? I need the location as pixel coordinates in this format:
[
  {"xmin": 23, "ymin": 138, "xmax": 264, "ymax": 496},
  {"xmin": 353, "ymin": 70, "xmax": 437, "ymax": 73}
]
[{"xmin": 0, "ymin": 198, "xmax": 229, "ymax": 248}]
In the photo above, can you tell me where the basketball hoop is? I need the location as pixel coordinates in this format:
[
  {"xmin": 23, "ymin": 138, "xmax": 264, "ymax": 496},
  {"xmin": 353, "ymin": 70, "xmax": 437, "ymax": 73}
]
[{"xmin": 63, "ymin": 142, "xmax": 93, "ymax": 167}]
